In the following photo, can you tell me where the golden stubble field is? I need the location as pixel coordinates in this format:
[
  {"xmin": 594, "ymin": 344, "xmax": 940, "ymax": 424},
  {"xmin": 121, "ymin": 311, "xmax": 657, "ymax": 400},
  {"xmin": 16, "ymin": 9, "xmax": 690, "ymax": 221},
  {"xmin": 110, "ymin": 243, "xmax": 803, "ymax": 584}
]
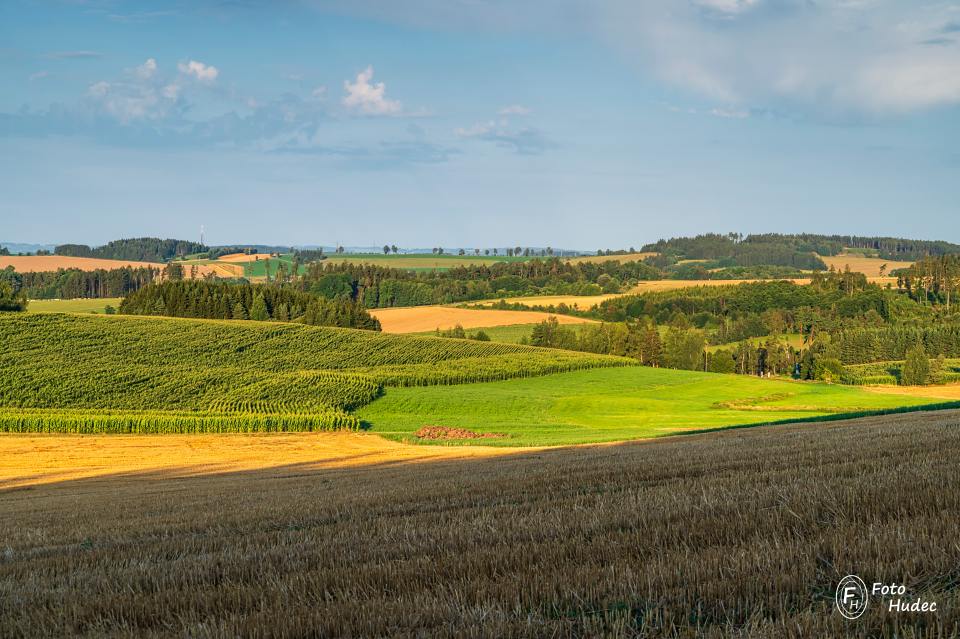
[
  {"xmin": 369, "ymin": 306, "xmax": 597, "ymax": 333},
  {"xmin": 1, "ymin": 410, "xmax": 958, "ymax": 637},
  {"xmin": 820, "ymin": 254, "xmax": 915, "ymax": 277},
  {"xmin": 0, "ymin": 255, "xmax": 163, "ymax": 272}
]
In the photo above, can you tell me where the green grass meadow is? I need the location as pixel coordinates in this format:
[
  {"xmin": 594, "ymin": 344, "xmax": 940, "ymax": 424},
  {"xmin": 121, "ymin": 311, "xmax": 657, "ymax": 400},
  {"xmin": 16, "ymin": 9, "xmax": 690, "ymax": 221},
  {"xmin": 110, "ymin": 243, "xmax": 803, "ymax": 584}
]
[
  {"xmin": 357, "ymin": 366, "xmax": 938, "ymax": 446},
  {"xmin": 27, "ymin": 298, "xmax": 124, "ymax": 314}
]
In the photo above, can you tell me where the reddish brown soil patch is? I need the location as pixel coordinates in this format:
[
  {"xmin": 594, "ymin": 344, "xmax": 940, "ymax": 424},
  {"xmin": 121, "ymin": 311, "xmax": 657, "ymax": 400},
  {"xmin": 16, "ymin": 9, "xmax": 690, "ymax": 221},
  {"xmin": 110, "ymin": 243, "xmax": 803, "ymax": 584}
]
[{"xmin": 415, "ymin": 426, "xmax": 505, "ymax": 440}]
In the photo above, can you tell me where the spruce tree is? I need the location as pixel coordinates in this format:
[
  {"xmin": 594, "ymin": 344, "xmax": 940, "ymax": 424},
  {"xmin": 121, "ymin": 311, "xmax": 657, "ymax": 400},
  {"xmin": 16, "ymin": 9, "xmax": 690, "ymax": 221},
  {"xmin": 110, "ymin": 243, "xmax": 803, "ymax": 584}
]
[
  {"xmin": 232, "ymin": 301, "xmax": 248, "ymax": 320},
  {"xmin": 250, "ymin": 294, "xmax": 270, "ymax": 321}
]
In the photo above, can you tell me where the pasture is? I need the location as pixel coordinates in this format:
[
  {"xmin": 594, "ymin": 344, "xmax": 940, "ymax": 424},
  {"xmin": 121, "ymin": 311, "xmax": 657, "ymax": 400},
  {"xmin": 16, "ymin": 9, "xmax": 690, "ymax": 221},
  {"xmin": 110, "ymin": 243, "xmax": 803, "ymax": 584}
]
[
  {"xmin": 369, "ymin": 305, "xmax": 596, "ymax": 333},
  {"xmin": 415, "ymin": 322, "xmax": 546, "ymax": 343},
  {"xmin": 358, "ymin": 366, "xmax": 938, "ymax": 446},
  {"xmin": 26, "ymin": 297, "xmax": 123, "ymax": 314},
  {"xmin": 2, "ymin": 410, "xmax": 957, "ymax": 636}
]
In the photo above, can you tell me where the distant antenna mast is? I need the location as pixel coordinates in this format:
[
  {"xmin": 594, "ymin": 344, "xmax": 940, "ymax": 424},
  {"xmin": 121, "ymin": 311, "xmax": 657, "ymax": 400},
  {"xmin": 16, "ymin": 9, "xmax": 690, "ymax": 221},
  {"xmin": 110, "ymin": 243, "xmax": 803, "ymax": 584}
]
[{"xmin": 200, "ymin": 224, "xmax": 206, "ymax": 246}]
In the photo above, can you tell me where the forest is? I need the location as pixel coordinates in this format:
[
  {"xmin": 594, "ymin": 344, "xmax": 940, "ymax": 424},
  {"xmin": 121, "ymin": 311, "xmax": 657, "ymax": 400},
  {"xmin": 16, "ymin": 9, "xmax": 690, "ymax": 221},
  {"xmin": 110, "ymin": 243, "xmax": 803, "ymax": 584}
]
[
  {"xmin": 1, "ymin": 265, "xmax": 159, "ymax": 299},
  {"xmin": 119, "ymin": 280, "xmax": 381, "ymax": 330},
  {"xmin": 643, "ymin": 232, "xmax": 960, "ymax": 263},
  {"xmin": 54, "ymin": 238, "xmax": 207, "ymax": 262}
]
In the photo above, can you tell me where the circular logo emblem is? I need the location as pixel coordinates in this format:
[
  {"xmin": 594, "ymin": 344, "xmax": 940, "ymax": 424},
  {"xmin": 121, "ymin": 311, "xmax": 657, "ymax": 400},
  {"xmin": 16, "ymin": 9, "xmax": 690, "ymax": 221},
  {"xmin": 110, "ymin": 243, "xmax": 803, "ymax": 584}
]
[{"xmin": 836, "ymin": 575, "xmax": 869, "ymax": 619}]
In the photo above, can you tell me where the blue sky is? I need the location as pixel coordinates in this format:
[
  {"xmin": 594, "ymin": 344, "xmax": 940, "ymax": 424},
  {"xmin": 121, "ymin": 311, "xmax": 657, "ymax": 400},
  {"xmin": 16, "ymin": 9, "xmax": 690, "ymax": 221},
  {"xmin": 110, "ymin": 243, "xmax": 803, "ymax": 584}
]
[{"xmin": 1, "ymin": 0, "xmax": 959, "ymax": 248}]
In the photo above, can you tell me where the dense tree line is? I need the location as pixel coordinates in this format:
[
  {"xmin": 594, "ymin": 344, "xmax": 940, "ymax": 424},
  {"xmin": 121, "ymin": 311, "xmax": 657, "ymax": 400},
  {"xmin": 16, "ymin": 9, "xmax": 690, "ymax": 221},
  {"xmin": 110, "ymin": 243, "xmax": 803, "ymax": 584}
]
[
  {"xmin": 299, "ymin": 259, "xmax": 663, "ymax": 307},
  {"xmin": 780, "ymin": 234, "xmax": 960, "ymax": 261},
  {"xmin": 640, "ymin": 233, "xmax": 828, "ymax": 270},
  {"xmin": 119, "ymin": 280, "xmax": 381, "ymax": 330},
  {"xmin": 7, "ymin": 266, "xmax": 160, "ymax": 299},
  {"xmin": 642, "ymin": 232, "xmax": 960, "ymax": 262},
  {"xmin": 831, "ymin": 325, "xmax": 960, "ymax": 365},
  {"xmin": 898, "ymin": 255, "xmax": 960, "ymax": 308},
  {"xmin": 0, "ymin": 269, "xmax": 27, "ymax": 311},
  {"xmin": 56, "ymin": 238, "xmax": 207, "ymax": 262}
]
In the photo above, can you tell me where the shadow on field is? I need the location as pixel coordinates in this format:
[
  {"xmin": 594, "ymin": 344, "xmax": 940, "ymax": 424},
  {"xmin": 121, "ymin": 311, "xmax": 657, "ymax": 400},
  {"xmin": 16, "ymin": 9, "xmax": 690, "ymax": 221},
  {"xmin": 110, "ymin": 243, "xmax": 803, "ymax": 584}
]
[{"xmin": 2, "ymin": 410, "xmax": 959, "ymax": 638}]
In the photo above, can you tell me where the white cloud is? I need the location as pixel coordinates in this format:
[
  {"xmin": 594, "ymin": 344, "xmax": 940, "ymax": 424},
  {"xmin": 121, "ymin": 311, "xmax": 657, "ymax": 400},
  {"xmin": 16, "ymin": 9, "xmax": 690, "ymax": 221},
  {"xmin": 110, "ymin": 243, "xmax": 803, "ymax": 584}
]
[
  {"xmin": 29, "ymin": 71, "xmax": 51, "ymax": 81},
  {"xmin": 135, "ymin": 58, "xmax": 157, "ymax": 80},
  {"xmin": 498, "ymin": 104, "xmax": 532, "ymax": 116},
  {"xmin": 177, "ymin": 60, "xmax": 219, "ymax": 82},
  {"xmin": 311, "ymin": 85, "xmax": 327, "ymax": 100},
  {"xmin": 342, "ymin": 66, "xmax": 401, "ymax": 115}
]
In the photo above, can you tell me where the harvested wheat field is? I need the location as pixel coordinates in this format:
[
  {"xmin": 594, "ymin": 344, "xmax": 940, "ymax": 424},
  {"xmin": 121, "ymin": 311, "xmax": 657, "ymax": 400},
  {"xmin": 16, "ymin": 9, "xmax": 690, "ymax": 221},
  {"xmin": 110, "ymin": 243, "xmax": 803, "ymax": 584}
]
[
  {"xmin": 0, "ymin": 432, "xmax": 516, "ymax": 490},
  {"xmin": 217, "ymin": 252, "xmax": 276, "ymax": 263},
  {"xmin": 0, "ymin": 255, "xmax": 162, "ymax": 272},
  {"xmin": 565, "ymin": 252, "xmax": 658, "ymax": 264},
  {"xmin": 866, "ymin": 382, "xmax": 960, "ymax": 400},
  {"xmin": 630, "ymin": 278, "xmax": 810, "ymax": 292},
  {"xmin": 476, "ymin": 293, "xmax": 624, "ymax": 310},
  {"xmin": 820, "ymin": 253, "xmax": 914, "ymax": 277},
  {"xmin": 2, "ymin": 410, "xmax": 958, "ymax": 637},
  {"xmin": 369, "ymin": 306, "xmax": 596, "ymax": 333}
]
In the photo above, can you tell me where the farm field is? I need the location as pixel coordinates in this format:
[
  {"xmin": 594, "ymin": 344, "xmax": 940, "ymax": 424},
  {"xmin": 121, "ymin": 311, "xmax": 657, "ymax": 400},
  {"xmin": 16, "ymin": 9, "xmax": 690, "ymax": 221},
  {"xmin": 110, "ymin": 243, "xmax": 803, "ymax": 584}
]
[
  {"xmin": 819, "ymin": 252, "xmax": 914, "ymax": 276},
  {"xmin": 26, "ymin": 297, "xmax": 123, "ymax": 314},
  {"xmin": 369, "ymin": 305, "xmax": 596, "ymax": 333},
  {"xmin": 0, "ymin": 255, "xmax": 162, "ymax": 272},
  {"xmin": 321, "ymin": 252, "xmax": 527, "ymax": 269},
  {"xmin": 2, "ymin": 409, "xmax": 957, "ymax": 636},
  {"xmin": 0, "ymin": 432, "xmax": 517, "ymax": 490},
  {"xmin": 865, "ymin": 382, "xmax": 960, "ymax": 399},
  {"xmin": 0, "ymin": 313, "xmax": 626, "ymax": 434},
  {"xmin": 564, "ymin": 251, "xmax": 658, "ymax": 264},
  {"xmin": 705, "ymin": 332, "xmax": 806, "ymax": 353},
  {"xmin": 475, "ymin": 293, "xmax": 623, "ymax": 310},
  {"xmin": 414, "ymin": 322, "xmax": 554, "ymax": 344},
  {"xmin": 357, "ymin": 366, "xmax": 938, "ymax": 446}
]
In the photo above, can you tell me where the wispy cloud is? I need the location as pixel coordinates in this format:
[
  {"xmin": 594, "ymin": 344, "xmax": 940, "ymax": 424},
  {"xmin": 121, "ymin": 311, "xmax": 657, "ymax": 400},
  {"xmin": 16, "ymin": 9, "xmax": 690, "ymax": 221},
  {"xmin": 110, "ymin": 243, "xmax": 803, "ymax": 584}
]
[
  {"xmin": 44, "ymin": 51, "xmax": 103, "ymax": 60},
  {"xmin": 498, "ymin": 104, "xmax": 532, "ymax": 116},
  {"xmin": 456, "ymin": 115, "xmax": 553, "ymax": 154},
  {"xmin": 307, "ymin": 0, "xmax": 960, "ymax": 117}
]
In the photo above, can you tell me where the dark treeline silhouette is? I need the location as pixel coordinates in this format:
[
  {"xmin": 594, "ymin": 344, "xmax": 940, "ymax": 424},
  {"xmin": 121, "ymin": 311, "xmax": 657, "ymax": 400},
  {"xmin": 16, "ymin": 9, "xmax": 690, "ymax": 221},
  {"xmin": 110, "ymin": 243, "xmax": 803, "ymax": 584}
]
[
  {"xmin": 298, "ymin": 259, "xmax": 663, "ymax": 307},
  {"xmin": 56, "ymin": 238, "xmax": 207, "ymax": 262},
  {"xmin": 119, "ymin": 280, "xmax": 380, "ymax": 330}
]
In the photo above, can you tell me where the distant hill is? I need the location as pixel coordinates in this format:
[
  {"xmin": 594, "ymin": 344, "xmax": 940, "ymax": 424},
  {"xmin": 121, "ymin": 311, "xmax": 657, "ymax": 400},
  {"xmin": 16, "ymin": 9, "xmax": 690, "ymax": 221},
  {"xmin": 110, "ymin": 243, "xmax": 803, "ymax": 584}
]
[
  {"xmin": 0, "ymin": 242, "xmax": 56, "ymax": 255},
  {"xmin": 55, "ymin": 238, "xmax": 207, "ymax": 263},
  {"xmin": 643, "ymin": 233, "xmax": 960, "ymax": 264}
]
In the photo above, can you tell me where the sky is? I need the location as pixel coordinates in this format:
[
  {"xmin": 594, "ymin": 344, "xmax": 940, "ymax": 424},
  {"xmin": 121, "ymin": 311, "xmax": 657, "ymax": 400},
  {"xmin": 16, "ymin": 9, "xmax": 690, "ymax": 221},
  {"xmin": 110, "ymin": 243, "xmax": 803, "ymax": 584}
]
[{"xmin": 1, "ymin": 0, "xmax": 959, "ymax": 249}]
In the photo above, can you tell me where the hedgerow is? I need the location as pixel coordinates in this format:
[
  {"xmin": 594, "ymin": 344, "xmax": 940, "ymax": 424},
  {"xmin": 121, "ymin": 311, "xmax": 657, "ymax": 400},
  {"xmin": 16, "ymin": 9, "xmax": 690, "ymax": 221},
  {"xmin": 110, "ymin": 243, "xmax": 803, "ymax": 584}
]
[{"xmin": 0, "ymin": 408, "xmax": 360, "ymax": 434}]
